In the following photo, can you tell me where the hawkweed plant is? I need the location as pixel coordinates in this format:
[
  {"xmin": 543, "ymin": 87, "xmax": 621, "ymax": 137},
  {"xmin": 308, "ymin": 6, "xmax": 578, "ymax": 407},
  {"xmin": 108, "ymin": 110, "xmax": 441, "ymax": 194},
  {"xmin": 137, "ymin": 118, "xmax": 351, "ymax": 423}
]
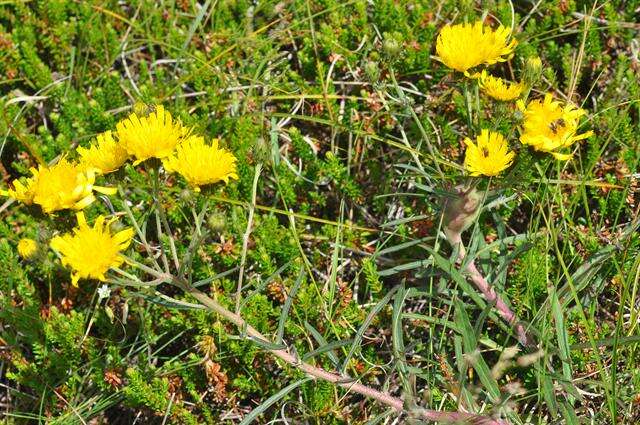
[{"xmin": 1, "ymin": 9, "xmax": 608, "ymax": 425}]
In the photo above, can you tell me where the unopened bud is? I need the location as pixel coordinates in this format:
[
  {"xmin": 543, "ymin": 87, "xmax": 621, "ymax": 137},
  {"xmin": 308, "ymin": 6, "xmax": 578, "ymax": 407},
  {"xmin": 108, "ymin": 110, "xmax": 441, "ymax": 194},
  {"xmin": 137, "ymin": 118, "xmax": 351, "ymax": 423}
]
[
  {"xmin": 133, "ymin": 102, "xmax": 151, "ymax": 116},
  {"xmin": 207, "ymin": 212, "xmax": 226, "ymax": 233},
  {"xmin": 522, "ymin": 56, "xmax": 542, "ymax": 88},
  {"xmin": 363, "ymin": 60, "xmax": 380, "ymax": 82},
  {"xmin": 382, "ymin": 34, "xmax": 402, "ymax": 59},
  {"xmin": 197, "ymin": 335, "xmax": 218, "ymax": 359},
  {"xmin": 179, "ymin": 188, "xmax": 194, "ymax": 202},
  {"xmin": 252, "ymin": 136, "xmax": 271, "ymax": 165}
]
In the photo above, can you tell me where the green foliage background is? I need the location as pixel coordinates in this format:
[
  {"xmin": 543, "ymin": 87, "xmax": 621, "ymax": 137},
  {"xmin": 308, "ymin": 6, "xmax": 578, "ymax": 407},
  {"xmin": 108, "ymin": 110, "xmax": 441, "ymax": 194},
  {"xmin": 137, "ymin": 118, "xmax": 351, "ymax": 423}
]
[{"xmin": 1, "ymin": 0, "xmax": 639, "ymax": 424}]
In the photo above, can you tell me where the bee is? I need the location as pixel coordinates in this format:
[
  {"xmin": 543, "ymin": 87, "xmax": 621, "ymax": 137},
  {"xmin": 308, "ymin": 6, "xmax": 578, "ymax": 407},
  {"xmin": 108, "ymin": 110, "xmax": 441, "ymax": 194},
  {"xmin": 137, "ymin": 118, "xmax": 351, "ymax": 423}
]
[
  {"xmin": 133, "ymin": 102, "xmax": 154, "ymax": 116},
  {"xmin": 481, "ymin": 147, "xmax": 490, "ymax": 157},
  {"xmin": 548, "ymin": 118, "xmax": 566, "ymax": 134}
]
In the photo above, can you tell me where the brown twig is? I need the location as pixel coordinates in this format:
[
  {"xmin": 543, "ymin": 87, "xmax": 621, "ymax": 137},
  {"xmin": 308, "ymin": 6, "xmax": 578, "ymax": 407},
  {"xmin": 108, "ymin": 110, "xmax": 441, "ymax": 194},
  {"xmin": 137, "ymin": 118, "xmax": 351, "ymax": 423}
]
[{"xmin": 171, "ymin": 278, "xmax": 508, "ymax": 424}]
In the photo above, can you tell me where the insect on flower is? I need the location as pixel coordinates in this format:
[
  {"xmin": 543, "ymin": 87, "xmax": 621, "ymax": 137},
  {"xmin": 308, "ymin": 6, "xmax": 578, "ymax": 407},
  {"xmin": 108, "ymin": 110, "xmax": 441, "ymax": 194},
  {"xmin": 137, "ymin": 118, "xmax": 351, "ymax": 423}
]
[
  {"xmin": 518, "ymin": 93, "xmax": 593, "ymax": 160},
  {"xmin": 463, "ymin": 129, "xmax": 515, "ymax": 177},
  {"xmin": 547, "ymin": 118, "xmax": 566, "ymax": 134}
]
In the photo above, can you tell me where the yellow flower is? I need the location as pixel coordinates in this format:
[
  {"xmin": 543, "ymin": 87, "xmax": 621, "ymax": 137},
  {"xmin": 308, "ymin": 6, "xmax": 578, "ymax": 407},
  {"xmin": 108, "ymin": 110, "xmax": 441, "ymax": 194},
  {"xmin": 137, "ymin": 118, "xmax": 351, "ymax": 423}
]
[
  {"xmin": 50, "ymin": 212, "xmax": 134, "ymax": 286},
  {"xmin": 17, "ymin": 238, "xmax": 38, "ymax": 259},
  {"xmin": 1, "ymin": 158, "xmax": 116, "ymax": 214},
  {"xmin": 116, "ymin": 105, "xmax": 190, "ymax": 164},
  {"xmin": 464, "ymin": 129, "xmax": 515, "ymax": 177},
  {"xmin": 77, "ymin": 130, "xmax": 129, "ymax": 174},
  {"xmin": 2, "ymin": 175, "xmax": 37, "ymax": 205},
  {"xmin": 476, "ymin": 70, "xmax": 524, "ymax": 101},
  {"xmin": 162, "ymin": 136, "xmax": 238, "ymax": 191},
  {"xmin": 517, "ymin": 93, "xmax": 594, "ymax": 160},
  {"xmin": 435, "ymin": 21, "xmax": 517, "ymax": 73}
]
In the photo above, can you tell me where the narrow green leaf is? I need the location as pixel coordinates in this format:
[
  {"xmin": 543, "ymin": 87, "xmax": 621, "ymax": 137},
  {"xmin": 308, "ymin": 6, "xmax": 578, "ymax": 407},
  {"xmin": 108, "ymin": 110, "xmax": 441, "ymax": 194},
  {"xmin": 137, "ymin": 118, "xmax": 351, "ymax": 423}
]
[
  {"xmin": 238, "ymin": 377, "xmax": 312, "ymax": 425},
  {"xmin": 341, "ymin": 285, "xmax": 399, "ymax": 372},
  {"xmin": 276, "ymin": 267, "xmax": 304, "ymax": 344}
]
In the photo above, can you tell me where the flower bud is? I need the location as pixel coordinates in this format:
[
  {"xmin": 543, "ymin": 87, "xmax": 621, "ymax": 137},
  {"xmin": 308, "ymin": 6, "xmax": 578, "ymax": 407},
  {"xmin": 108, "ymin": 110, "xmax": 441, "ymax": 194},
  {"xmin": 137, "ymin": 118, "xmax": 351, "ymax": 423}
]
[
  {"xmin": 252, "ymin": 136, "xmax": 271, "ymax": 165},
  {"xmin": 382, "ymin": 34, "xmax": 402, "ymax": 59},
  {"xmin": 179, "ymin": 188, "xmax": 194, "ymax": 203},
  {"xmin": 208, "ymin": 212, "xmax": 226, "ymax": 233},
  {"xmin": 364, "ymin": 60, "xmax": 380, "ymax": 82},
  {"xmin": 197, "ymin": 335, "xmax": 218, "ymax": 359},
  {"xmin": 522, "ymin": 56, "xmax": 542, "ymax": 88},
  {"xmin": 133, "ymin": 102, "xmax": 151, "ymax": 116}
]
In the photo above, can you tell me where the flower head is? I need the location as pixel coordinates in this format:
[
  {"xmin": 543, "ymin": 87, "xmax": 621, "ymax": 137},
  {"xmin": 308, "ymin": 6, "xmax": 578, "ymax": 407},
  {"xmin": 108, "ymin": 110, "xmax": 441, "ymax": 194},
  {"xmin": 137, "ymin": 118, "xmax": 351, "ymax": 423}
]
[
  {"xmin": 162, "ymin": 136, "xmax": 238, "ymax": 191},
  {"xmin": 97, "ymin": 284, "xmax": 112, "ymax": 300},
  {"xmin": 523, "ymin": 56, "xmax": 543, "ymax": 87},
  {"xmin": 50, "ymin": 212, "xmax": 134, "ymax": 286},
  {"xmin": 116, "ymin": 105, "xmax": 190, "ymax": 164},
  {"xmin": 2, "ymin": 175, "xmax": 37, "ymax": 205},
  {"xmin": 435, "ymin": 21, "xmax": 517, "ymax": 73},
  {"xmin": 17, "ymin": 238, "xmax": 38, "ymax": 259},
  {"xmin": 77, "ymin": 130, "xmax": 129, "ymax": 174},
  {"xmin": 476, "ymin": 70, "xmax": 524, "ymax": 101},
  {"xmin": 518, "ymin": 93, "xmax": 593, "ymax": 160},
  {"xmin": 1, "ymin": 158, "xmax": 116, "ymax": 214},
  {"xmin": 464, "ymin": 129, "xmax": 515, "ymax": 176}
]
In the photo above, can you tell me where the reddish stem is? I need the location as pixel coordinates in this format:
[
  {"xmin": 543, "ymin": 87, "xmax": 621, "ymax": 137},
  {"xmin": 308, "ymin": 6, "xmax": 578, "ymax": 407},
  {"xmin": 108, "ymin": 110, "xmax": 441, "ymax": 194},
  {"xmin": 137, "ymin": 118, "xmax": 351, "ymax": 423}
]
[
  {"xmin": 449, "ymin": 232, "xmax": 532, "ymax": 346},
  {"xmin": 175, "ymin": 280, "xmax": 508, "ymax": 424}
]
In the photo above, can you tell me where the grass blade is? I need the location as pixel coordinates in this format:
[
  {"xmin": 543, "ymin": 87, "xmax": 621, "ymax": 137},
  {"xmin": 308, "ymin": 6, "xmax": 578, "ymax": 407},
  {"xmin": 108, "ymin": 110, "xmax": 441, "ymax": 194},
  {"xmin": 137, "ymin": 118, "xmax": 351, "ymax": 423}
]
[{"xmin": 238, "ymin": 377, "xmax": 312, "ymax": 425}]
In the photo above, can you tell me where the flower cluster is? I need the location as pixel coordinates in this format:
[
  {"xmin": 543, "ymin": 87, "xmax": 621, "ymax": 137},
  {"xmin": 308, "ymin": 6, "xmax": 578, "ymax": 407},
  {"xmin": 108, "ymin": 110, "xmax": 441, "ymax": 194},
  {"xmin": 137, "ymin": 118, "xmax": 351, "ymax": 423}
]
[
  {"xmin": 6, "ymin": 104, "xmax": 238, "ymax": 286},
  {"xmin": 435, "ymin": 20, "xmax": 593, "ymax": 176},
  {"xmin": 3, "ymin": 19, "xmax": 593, "ymax": 284},
  {"xmin": 108, "ymin": 104, "xmax": 238, "ymax": 188}
]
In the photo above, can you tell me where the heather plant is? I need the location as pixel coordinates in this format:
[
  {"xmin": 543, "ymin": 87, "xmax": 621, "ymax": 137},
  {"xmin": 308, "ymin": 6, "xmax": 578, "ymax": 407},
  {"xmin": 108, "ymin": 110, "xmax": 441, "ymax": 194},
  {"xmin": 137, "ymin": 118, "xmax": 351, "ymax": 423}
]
[{"xmin": 1, "ymin": 1, "xmax": 639, "ymax": 425}]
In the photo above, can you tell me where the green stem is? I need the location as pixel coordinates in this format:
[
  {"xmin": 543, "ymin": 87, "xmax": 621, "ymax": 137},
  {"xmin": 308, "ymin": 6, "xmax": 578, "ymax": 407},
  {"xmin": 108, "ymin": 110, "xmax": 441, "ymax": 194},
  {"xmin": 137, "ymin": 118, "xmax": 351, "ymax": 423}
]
[
  {"xmin": 151, "ymin": 163, "xmax": 181, "ymax": 271},
  {"xmin": 463, "ymin": 78, "xmax": 474, "ymax": 133},
  {"xmin": 119, "ymin": 186, "xmax": 164, "ymax": 272},
  {"xmin": 235, "ymin": 162, "xmax": 263, "ymax": 313},
  {"xmin": 388, "ymin": 68, "xmax": 443, "ymax": 177}
]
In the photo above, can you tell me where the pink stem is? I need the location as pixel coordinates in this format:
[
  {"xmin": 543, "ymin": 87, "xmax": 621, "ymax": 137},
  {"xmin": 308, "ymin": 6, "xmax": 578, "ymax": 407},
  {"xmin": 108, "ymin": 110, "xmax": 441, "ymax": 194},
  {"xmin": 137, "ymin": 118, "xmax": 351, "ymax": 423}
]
[
  {"xmin": 176, "ymin": 280, "xmax": 508, "ymax": 424},
  {"xmin": 449, "ymin": 233, "xmax": 531, "ymax": 346}
]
